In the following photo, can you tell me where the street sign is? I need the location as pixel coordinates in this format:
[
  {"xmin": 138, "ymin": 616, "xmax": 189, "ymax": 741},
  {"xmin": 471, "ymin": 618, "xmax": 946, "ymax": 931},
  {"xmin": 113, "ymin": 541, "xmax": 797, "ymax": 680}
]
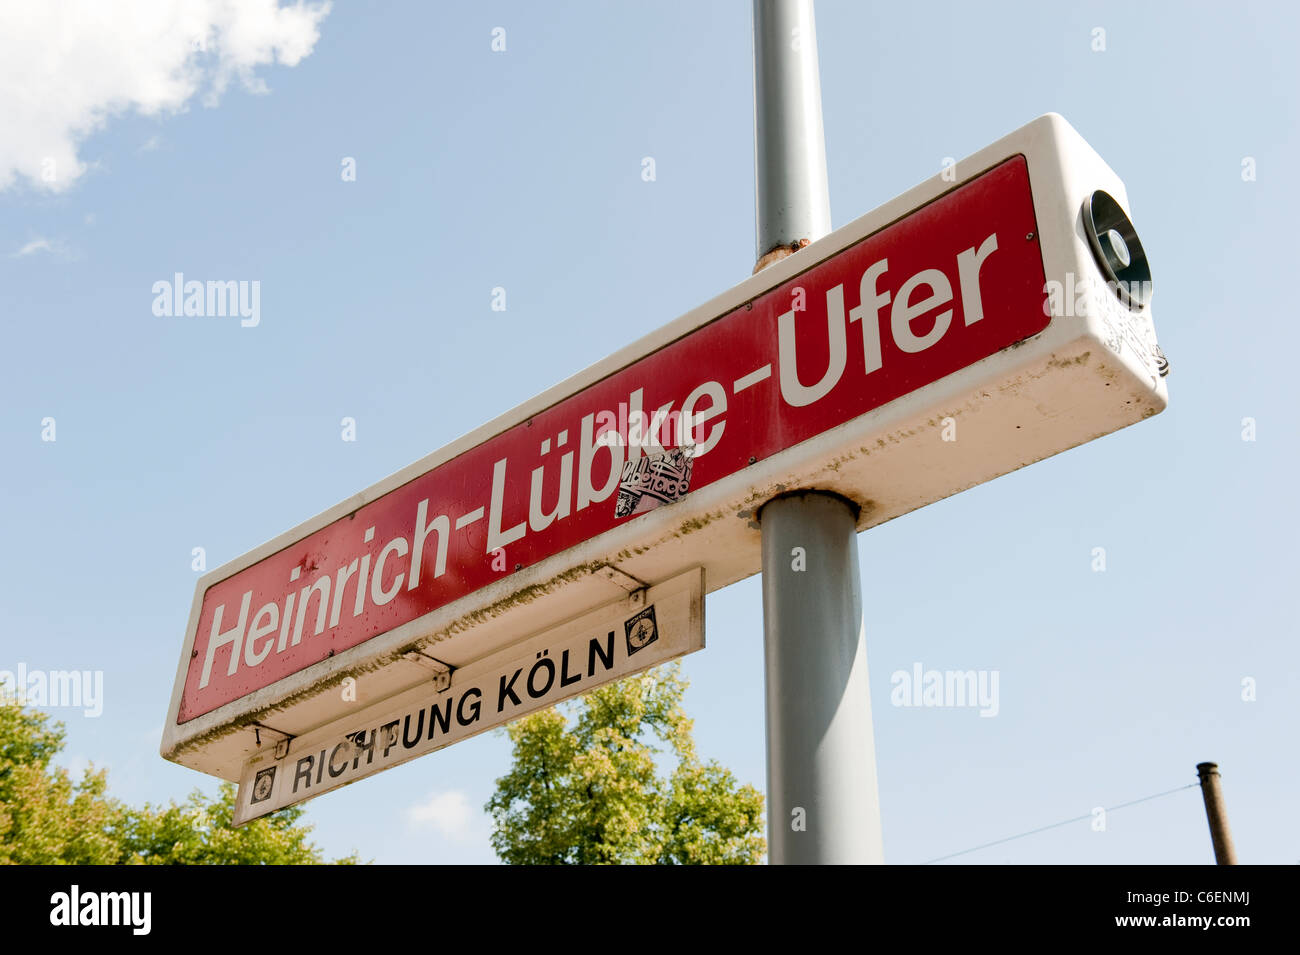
[
  {"xmin": 163, "ymin": 113, "xmax": 1167, "ymax": 783},
  {"xmin": 232, "ymin": 568, "xmax": 703, "ymax": 824}
]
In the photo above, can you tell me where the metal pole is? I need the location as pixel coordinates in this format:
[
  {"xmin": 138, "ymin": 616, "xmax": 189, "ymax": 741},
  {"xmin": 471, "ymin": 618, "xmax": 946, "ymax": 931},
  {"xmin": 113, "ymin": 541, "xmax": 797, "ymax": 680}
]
[
  {"xmin": 753, "ymin": 0, "xmax": 831, "ymax": 272},
  {"xmin": 758, "ymin": 493, "xmax": 883, "ymax": 863},
  {"xmin": 1196, "ymin": 762, "xmax": 1238, "ymax": 865},
  {"xmin": 753, "ymin": 0, "xmax": 883, "ymax": 866}
]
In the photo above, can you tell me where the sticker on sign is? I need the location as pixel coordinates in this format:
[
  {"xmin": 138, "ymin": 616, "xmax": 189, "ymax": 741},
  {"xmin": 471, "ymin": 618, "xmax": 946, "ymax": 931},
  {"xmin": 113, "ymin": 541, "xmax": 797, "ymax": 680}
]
[
  {"xmin": 164, "ymin": 114, "xmax": 1167, "ymax": 783},
  {"xmin": 233, "ymin": 568, "xmax": 704, "ymax": 824}
]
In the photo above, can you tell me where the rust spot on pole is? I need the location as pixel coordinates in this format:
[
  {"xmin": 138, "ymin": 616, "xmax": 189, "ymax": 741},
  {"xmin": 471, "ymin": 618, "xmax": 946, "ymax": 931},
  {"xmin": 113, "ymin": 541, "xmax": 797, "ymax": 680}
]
[{"xmin": 753, "ymin": 238, "xmax": 811, "ymax": 274}]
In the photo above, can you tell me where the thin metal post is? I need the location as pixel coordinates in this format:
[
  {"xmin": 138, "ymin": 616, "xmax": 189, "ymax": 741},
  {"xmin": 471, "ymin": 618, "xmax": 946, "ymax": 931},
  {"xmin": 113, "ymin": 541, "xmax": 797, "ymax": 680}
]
[
  {"xmin": 752, "ymin": 0, "xmax": 883, "ymax": 865},
  {"xmin": 752, "ymin": 0, "xmax": 832, "ymax": 271},
  {"xmin": 1196, "ymin": 762, "xmax": 1238, "ymax": 865}
]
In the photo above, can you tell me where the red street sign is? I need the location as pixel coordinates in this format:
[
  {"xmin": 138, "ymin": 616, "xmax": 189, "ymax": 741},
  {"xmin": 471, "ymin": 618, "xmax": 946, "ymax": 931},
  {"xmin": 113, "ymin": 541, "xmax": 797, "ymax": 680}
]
[
  {"xmin": 180, "ymin": 157, "xmax": 1045, "ymax": 722},
  {"xmin": 166, "ymin": 114, "xmax": 1168, "ymax": 779}
]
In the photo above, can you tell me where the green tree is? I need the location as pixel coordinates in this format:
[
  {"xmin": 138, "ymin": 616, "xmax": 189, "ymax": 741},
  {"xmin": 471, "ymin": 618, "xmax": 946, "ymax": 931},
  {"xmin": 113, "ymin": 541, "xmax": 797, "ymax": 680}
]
[
  {"xmin": 0, "ymin": 699, "xmax": 358, "ymax": 864},
  {"xmin": 486, "ymin": 663, "xmax": 765, "ymax": 865},
  {"xmin": 117, "ymin": 783, "xmax": 359, "ymax": 865},
  {"xmin": 0, "ymin": 702, "xmax": 123, "ymax": 864}
]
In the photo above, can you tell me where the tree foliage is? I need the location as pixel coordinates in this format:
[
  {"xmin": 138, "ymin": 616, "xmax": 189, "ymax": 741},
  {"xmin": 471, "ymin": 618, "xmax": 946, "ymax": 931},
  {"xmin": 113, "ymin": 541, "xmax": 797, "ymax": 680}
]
[
  {"xmin": 0, "ymin": 703, "xmax": 122, "ymax": 864},
  {"xmin": 0, "ymin": 700, "xmax": 358, "ymax": 865},
  {"xmin": 486, "ymin": 664, "xmax": 764, "ymax": 865}
]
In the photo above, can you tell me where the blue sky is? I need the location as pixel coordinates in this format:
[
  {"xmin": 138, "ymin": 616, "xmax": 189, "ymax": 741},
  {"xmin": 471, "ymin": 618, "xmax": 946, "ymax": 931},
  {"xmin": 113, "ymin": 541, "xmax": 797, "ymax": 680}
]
[{"xmin": 1, "ymin": 0, "xmax": 1297, "ymax": 864}]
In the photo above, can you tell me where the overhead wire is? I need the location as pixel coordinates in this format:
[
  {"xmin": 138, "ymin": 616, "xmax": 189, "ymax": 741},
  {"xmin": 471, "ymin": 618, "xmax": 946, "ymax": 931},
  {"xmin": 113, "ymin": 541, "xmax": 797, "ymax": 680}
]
[{"xmin": 921, "ymin": 782, "xmax": 1201, "ymax": 864}]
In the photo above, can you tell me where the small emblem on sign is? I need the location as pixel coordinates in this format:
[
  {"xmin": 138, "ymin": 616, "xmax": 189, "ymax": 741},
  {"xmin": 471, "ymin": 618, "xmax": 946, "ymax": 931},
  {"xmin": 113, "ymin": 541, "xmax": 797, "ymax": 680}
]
[
  {"xmin": 251, "ymin": 766, "xmax": 276, "ymax": 804},
  {"xmin": 615, "ymin": 447, "xmax": 693, "ymax": 518},
  {"xmin": 624, "ymin": 604, "xmax": 659, "ymax": 656}
]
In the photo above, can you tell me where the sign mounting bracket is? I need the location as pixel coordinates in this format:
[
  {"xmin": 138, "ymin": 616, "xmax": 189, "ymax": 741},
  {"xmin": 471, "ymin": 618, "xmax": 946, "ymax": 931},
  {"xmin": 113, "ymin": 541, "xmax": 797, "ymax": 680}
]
[
  {"xmin": 251, "ymin": 722, "xmax": 294, "ymax": 759},
  {"xmin": 403, "ymin": 651, "xmax": 454, "ymax": 693}
]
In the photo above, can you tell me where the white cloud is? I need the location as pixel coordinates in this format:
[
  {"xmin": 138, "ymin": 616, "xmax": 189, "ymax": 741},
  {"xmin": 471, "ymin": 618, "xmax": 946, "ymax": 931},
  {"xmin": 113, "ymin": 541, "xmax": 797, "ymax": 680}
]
[
  {"xmin": 12, "ymin": 237, "xmax": 67, "ymax": 257},
  {"xmin": 407, "ymin": 790, "xmax": 475, "ymax": 838},
  {"xmin": 0, "ymin": 0, "xmax": 331, "ymax": 193}
]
